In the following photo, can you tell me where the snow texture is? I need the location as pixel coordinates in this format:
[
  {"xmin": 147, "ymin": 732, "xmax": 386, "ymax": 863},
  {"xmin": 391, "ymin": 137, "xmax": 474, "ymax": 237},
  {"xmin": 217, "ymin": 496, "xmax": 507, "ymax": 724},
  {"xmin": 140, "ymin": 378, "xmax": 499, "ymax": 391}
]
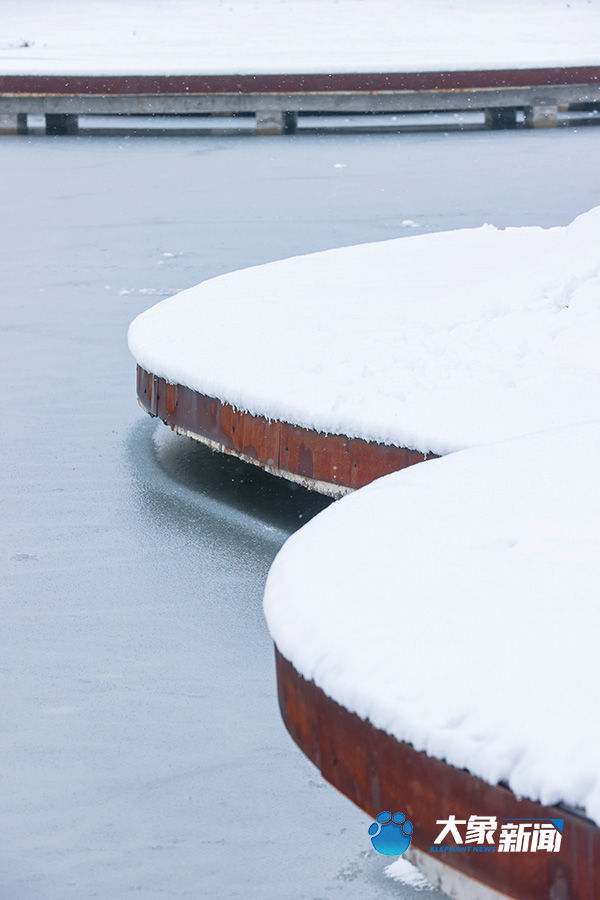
[
  {"xmin": 385, "ymin": 857, "xmax": 434, "ymax": 891},
  {"xmin": 263, "ymin": 422, "xmax": 600, "ymax": 824},
  {"xmin": 1, "ymin": 0, "xmax": 599, "ymax": 75},
  {"xmin": 129, "ymin": 207, "xmax": 600, "ymax": 457}
]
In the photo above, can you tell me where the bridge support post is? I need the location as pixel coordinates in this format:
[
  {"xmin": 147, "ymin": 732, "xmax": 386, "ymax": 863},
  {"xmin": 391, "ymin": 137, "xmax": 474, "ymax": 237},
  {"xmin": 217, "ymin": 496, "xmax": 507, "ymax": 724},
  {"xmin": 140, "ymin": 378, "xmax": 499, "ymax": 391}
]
[
  {"xmin": 283, "ymin": 111, "xmax": 298, "ymax": 134},
  {"xmin": 525, "ymin": 105, "xmax": 558, "ymax": 128},
  {"xmin": 256, "ymin": 110, "xmax": 285, "ymax": 135},
  {"xmin": 45, "ymin": 114, "xmax": 79, "ymax": 135},
  {"xmin": 0, "ymin": 113, "xmax": 28, "ymax": 134},
  {"xmin": 484, "ymin": 107, "xmax": 517, "ymax": 129}
]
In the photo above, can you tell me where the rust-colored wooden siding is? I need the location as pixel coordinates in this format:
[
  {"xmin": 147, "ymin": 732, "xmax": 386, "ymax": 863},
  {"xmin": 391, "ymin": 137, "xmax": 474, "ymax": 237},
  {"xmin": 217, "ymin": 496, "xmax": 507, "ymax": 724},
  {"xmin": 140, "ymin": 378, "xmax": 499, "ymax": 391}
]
[
  {"xmin": 276, "ymin": 648, "xmax": 599, "ymax": 900},
  {"xmin": 137, "ymin": 366, "xmax": 434, "ymax": 493}
]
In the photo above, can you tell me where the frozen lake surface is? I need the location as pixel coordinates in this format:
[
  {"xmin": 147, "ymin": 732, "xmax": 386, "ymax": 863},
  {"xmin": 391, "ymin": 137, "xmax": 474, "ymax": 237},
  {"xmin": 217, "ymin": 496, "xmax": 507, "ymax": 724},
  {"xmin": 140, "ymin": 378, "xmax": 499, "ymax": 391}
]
[{"xmin": 2, "ymin": 127, "xmax": 600, "ymax": 899}]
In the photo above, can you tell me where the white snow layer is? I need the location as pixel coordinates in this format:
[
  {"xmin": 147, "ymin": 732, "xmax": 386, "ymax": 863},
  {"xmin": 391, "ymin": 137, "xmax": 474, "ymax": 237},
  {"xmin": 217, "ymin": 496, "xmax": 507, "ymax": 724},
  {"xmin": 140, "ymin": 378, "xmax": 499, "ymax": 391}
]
[
  {"xmin": 385, "ymin": 857, "xmax": 434, "ymax": 890},
  {"xmin": 129, "ymin": 207, "xmax": 600, "ymax": 457},
  {"xmin": 263, "ymin": 423, "xmax": 600, "ymax": 823},
  {"xmin": 2, "ymin": 0, "xmax": 599, "ymax": 75}
]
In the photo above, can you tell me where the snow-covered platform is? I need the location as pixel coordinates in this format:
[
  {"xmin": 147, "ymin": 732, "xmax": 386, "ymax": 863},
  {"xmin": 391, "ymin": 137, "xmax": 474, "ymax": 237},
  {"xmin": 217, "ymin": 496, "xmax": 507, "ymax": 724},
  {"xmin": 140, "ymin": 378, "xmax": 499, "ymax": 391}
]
[
  {"xmin": 265, "ymin": 423, "xmax": 600, "ymax": 900},
  {"xmin": 2, "ymin": 1, "xmax": 599, "ymax": 134},
  {"xmin": 129, "ymin": 209, "xmax": 600, "ymax": 495},
  {"xmin": 275, "ymin": 650, "xmax": 599, "ymax": 900}
]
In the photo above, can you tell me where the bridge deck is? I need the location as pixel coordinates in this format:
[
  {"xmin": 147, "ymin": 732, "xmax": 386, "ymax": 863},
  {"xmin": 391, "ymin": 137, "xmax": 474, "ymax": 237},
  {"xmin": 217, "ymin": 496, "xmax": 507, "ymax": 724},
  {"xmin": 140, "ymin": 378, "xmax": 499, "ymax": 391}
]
[{"xmin": 2, "ymin": 67, "xmax": 599, "ymax": 133}]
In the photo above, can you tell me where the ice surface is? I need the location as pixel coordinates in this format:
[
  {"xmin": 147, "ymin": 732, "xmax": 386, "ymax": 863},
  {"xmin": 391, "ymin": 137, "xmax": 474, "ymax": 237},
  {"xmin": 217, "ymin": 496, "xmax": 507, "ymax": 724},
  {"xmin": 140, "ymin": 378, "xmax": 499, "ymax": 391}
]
[
  {"xmin": 1, "ymin": 0, "xmax": 599, "ymax": 75},
  {"xmin": 264, "ymin": 423, "xmax": 600, "ymax": 823},
  {"xmin": 2, "ymin": 129, "xmax": 529, "ymax": 900},
  {"xmin": 129, "ymin": 207, "xmax": 600, "ymax": 456}
]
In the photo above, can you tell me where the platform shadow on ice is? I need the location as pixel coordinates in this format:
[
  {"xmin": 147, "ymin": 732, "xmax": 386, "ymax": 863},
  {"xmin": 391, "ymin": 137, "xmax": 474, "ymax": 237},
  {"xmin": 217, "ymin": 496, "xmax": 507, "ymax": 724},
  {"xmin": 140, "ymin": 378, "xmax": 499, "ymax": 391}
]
[{"xmin": 126, "ymin": 417, "xmax": 332, "ymax": 538}]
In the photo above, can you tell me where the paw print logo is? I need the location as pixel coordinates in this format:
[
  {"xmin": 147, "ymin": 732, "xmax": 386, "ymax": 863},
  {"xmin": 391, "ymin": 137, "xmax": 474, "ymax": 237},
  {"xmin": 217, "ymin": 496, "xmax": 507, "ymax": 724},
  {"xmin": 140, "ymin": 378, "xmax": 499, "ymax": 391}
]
[{"xmin": 368, "ymin": 811, "xmax": 413, "ymax": 856}]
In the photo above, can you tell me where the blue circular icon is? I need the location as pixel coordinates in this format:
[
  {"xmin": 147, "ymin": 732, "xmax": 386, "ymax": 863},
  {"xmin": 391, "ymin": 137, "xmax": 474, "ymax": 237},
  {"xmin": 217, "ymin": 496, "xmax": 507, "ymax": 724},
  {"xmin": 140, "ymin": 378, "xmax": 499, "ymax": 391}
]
[{"xmin": 368, "ymin": 810, "xmax": 413, "ymax": 855}]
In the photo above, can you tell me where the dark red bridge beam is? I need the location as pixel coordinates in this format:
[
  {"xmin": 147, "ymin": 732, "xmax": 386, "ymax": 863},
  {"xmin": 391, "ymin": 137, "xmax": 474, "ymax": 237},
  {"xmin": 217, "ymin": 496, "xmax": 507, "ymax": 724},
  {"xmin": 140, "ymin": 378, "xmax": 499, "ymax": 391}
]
[{"xmin": 2, "ymin": 66, "xmax": 600, "ymax": 94}]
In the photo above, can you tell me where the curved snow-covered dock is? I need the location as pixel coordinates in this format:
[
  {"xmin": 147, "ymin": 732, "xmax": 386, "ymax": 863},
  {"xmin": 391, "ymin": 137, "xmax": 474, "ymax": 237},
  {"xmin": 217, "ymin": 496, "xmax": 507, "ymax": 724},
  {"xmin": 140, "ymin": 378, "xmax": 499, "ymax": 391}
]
[
  {"xmin": 264, "ymin": 424, "xmax": 600, "ymax": 899},
  {"xmin": 130, "ymin": 208, "xmax": 600, "ymax": 495},
  {"xmin": 136, "ymin": 367, "xmax": 431, "ymax": 496},
  {"xmin": 276, "ymin": 651, "xmax": 599, "ymax": 900}
]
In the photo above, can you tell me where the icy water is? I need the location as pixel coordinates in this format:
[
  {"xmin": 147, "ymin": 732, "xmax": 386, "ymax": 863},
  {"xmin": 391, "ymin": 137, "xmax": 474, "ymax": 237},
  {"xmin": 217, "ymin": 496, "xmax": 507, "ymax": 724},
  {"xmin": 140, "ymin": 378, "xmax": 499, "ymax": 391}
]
[{"xmin": 2, "ymin": 128, "xmax": 600, "ymax": 900}]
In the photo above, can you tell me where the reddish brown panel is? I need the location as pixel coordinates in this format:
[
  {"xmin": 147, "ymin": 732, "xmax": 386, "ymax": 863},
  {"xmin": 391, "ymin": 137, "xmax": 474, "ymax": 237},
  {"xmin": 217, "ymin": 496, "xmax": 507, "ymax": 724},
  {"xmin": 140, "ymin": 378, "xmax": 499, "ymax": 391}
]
[
  {"xmin": 275, "ymin": 649, "xmax": 599, "ymax": 900},
  {"xmin": 154, "ymin": 379, "xmax": 222, "ymax": 446},
  {"xmin": 278, "ymin": 422, "xmax": 430, "ymax": 489},
  {"xmin": 137, "ymin": 366, "xmax": 158, "ymax": 416},
  {"xmin": 136, "ymin": 367, "xmax": 434, "ymax": 491},
  {"xmin": 2, "ymin": 67, "xmax": 600, "ymax": 96},
  {"xmin": 164, "ymin": 381, "xmax": 177, "ymax": 418},
  {"xmin": 236, "ymin": 409, "xmax": 280, "ymax": 467}
]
